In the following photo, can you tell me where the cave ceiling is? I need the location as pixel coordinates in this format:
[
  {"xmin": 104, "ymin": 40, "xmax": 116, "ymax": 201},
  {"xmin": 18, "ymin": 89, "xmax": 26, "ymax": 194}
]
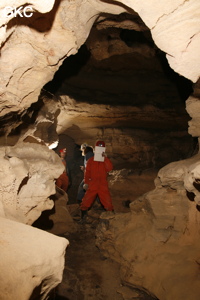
[
  {"xmin": 0, "ymin": 0, "xmax": 198, "ymax": 153},
  {"xmin": 45, "ymin": 12, "xmax": 193, "ymax": 106},
  {"xmin": 41, "ymin": 12, "xmax": 192, "ymax": 141}
]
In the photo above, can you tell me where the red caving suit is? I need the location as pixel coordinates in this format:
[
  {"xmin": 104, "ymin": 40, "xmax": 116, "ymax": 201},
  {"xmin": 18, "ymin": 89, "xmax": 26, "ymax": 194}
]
[
  {"xmin": 56, "ymin": 159, "xmax": 69, "ymax": 192},
  {"xmin": 80, "ymin": 156, "xmax": 114, "ymax": 211}
]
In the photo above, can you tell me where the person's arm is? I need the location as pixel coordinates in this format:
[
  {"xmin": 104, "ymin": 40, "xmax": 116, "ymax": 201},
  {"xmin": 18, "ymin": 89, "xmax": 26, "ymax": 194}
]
[
  {"xmin": 104, "ymin": 157, "xmax": 113, "ymax": 172},
  {"xmin": 84, "ymin": 158, "xmax": 92, "ymax": 184}
]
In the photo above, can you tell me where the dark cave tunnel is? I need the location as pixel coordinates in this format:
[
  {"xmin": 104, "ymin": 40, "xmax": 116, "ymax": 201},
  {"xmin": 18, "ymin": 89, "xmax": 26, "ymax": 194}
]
[
  {"xmin": 33, "ymin": 12, "xmax": 198, "ymax": 300},
  {"xmin": 40, "ymin": 13, "xmax": 197, "ymax": 207},
  {"xmin": 44, "ymin": 15, "xmax": 193, "ymax": 104},
  {"xmin": 42, "ymin": 13, "xmax": 196, "ymax": 182},
  {"xmin": 33, "ymin": 12, "xmax": 197, "ymax": 229}
]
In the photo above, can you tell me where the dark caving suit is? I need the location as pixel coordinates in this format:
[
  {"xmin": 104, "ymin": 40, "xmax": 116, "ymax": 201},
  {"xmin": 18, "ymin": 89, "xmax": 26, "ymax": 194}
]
[{"xmin": 77, "ymin": 149, "xmax": 94, "ymax": 203}]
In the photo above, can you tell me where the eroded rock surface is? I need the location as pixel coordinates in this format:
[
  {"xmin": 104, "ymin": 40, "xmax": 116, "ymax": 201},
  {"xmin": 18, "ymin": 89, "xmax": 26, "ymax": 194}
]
[
  {"xmin": 0, "ymin": 217, "xmax": 68, "ymax": 300},
  {"xmin": 96, "ymin": 155, "xmax": 200, "ymax": 300},
  {"xmin": 0, "ymin": 142, "xmax": 64, "ymax": 224},
  {"xmin": 0, "ymin": 0, "xmax": 199, "ymax": 124},
  {"xmin": 0, "ymin": 141, "xmax": 71, "ymax": 300}
]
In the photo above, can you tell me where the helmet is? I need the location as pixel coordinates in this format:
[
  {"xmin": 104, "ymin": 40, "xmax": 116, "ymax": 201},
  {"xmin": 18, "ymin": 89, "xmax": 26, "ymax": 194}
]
[
  {"xmin": 95, "ymin": 141, "xmax": 105, "ymax": 147},
  {"xmin": 81, "ymin": 143, "xmax": 88, "ymax": 150},
  {"xmin": 59, "ymin": 148, "xmax": 66, "ymax": 153}
]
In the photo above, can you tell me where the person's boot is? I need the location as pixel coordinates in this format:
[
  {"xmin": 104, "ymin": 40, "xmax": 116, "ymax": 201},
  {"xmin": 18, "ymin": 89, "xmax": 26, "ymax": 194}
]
[{"xmin": 78, "ymin": 210, "xmax": 88, "ymax": 224}]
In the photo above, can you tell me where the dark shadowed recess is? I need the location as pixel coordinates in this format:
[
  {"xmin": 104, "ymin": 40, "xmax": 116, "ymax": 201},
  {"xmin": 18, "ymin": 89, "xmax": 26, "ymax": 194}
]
[{"xmin": 44, "ymin": 13, "xmax": 193, "ymax": 106}]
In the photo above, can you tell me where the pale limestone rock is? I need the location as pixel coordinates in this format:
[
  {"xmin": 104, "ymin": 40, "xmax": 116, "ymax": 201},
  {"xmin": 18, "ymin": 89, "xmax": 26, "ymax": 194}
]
[
  {"xmin": 96, "ymin": 153, "xmax": 200, "ymax": 300},
  {"xmin": 118, "ymin": 0, "xmax": 200, "ymax": 82},
  {"xmin": 157, "ymin": 153, "xmax": 200, "ymax": 186},
  {"xmin": 153, "ymin": 0, "xmax": 200, "ymax": 82},
  {"xmin": 0, "ymin": 0, "xmax": 79, "ymax": 116},
  {"xmin": 157, "ymin": 159, "xmax": 190, "ymax": 189},
  {"xmin": 0, "ymin": 137, "xmax": 70, "ymax": 300},
  {"xmin": 0, "ymin": 0, "xmax": 199, "ymax": 120},
  {"xmin": 157, "ymin": 153, "xmax": 200, "ymax": 205},
  {"xmin": 46, "ymin": 188, "xmax": 78, "ymax": 235},
  {"xmin": 0, "ymin": 0, "xmax": 55, "ymax": 27},
  {"xmin": 16, "ymin": 95, "xmax": 60, "ymax": 147},
  {"xmin": 184, "ymin": 160, "xmax": 200, "ymax": 205},
  {"xmin": 116, "ymin": 0, "xmax": 184, "ymax": 28},
  {"xmin": 186, "ymin": 96, "xmax": 200, "ymax": 137},
  {"xmin": 0, "ymin": 216, "xmax": 68, "ymax": 300},
  {"xmin": 108, "ymin": 169, "xmax": 156, "ymax": 212},
  {"xmin": 0, "ymin": 142, "xmax": 64, "ymax": 224},
  {"xmin": 97, "ymin": 178, "xmax": 200, "ymax": 300},
  {"xmin": 0, "ymin": 0, "xmax": 122, "ymax": 117}
]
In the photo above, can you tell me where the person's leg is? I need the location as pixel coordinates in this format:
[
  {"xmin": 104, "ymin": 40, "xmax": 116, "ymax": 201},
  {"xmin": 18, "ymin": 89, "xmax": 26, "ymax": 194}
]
[
  {"xmin": 98, "ymin": 187, "xmax": 114, "ymax": 211},
  {"xmin": 61, "ymin": 173, "xmax": 69, "ymax": 191},
  {"xmin": 78, "ymin": 208, "xmax": 88, "ymax": 224},
  {"xmin": 78, "ymin": 189, "xmax": 97, "ymax": 223},
  {"xmin": 80, "ymin": 189, "xmax": 98, "ymax": 210},
  {"xmin": 56, "ymin": 173, "xmax": 69, "ymax": 191},
  {"xmin": 77, "ymin": 180, "xmax": 85, "ymax": 203},
  {"xmin": 56, "ymin": 176, "xmax": 62, "ymax": 189}
]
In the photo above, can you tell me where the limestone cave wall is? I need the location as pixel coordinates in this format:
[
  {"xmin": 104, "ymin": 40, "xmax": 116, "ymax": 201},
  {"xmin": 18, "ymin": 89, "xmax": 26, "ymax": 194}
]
[{"xmin": 0, "ymin": 0, "xmax": 200, "ymax": 299}]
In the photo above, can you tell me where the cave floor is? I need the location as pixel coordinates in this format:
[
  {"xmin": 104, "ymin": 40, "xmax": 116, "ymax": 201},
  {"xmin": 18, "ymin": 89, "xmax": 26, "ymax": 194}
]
[{"xmin": 51, "ymin": 208, "xmax": 157, "ymax": 300}]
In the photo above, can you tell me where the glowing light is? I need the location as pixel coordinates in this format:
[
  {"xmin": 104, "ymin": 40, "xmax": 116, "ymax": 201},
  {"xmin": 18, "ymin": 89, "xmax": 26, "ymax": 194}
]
[{"xmin": 48, "ymin": 141, "xmax": 58, "ymax": 149}]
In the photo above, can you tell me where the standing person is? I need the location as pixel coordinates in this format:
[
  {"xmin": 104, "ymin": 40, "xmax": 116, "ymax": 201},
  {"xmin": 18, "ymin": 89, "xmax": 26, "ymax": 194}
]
[
  {"xmin": 79, "ymin": 143, "xmax": 89, "ymax": 174},
  {"xmin": 80, "ymin": 141, "xmax": 114, "ymax": 221},
  {"xmin": 56, "ymin": 148, "xmax": 69, "ymax": 192},
  {"xmin": 77, "ymin": 145, "xmax": 94, "ymax": 203}
]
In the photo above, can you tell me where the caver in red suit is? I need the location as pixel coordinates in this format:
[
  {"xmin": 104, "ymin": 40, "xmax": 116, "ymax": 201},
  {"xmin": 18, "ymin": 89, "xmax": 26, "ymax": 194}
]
[
  {"xmin": 80, "ymin": 141, "xmax": 114, "ymax": 212},
  {"xmin": 56, "ymin": 148, "xmax": 69, "ymax": 192}
]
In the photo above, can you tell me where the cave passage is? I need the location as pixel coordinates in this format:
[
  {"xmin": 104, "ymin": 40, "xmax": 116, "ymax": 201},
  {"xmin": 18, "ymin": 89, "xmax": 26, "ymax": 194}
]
[
  {"xmin": 44, "ymin": 13, "xmax": 193, "ymax": 106},
  {"xmin": 42, "ymin": 13, "xmax": 195, "ymax": 208},
  {"xmin": 31, "ymin": 11, "xmax": 198, "ymax": 300},
  {"xmin": 49, "ymin": 223, "xmax": 159, "ymax": 300}
]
